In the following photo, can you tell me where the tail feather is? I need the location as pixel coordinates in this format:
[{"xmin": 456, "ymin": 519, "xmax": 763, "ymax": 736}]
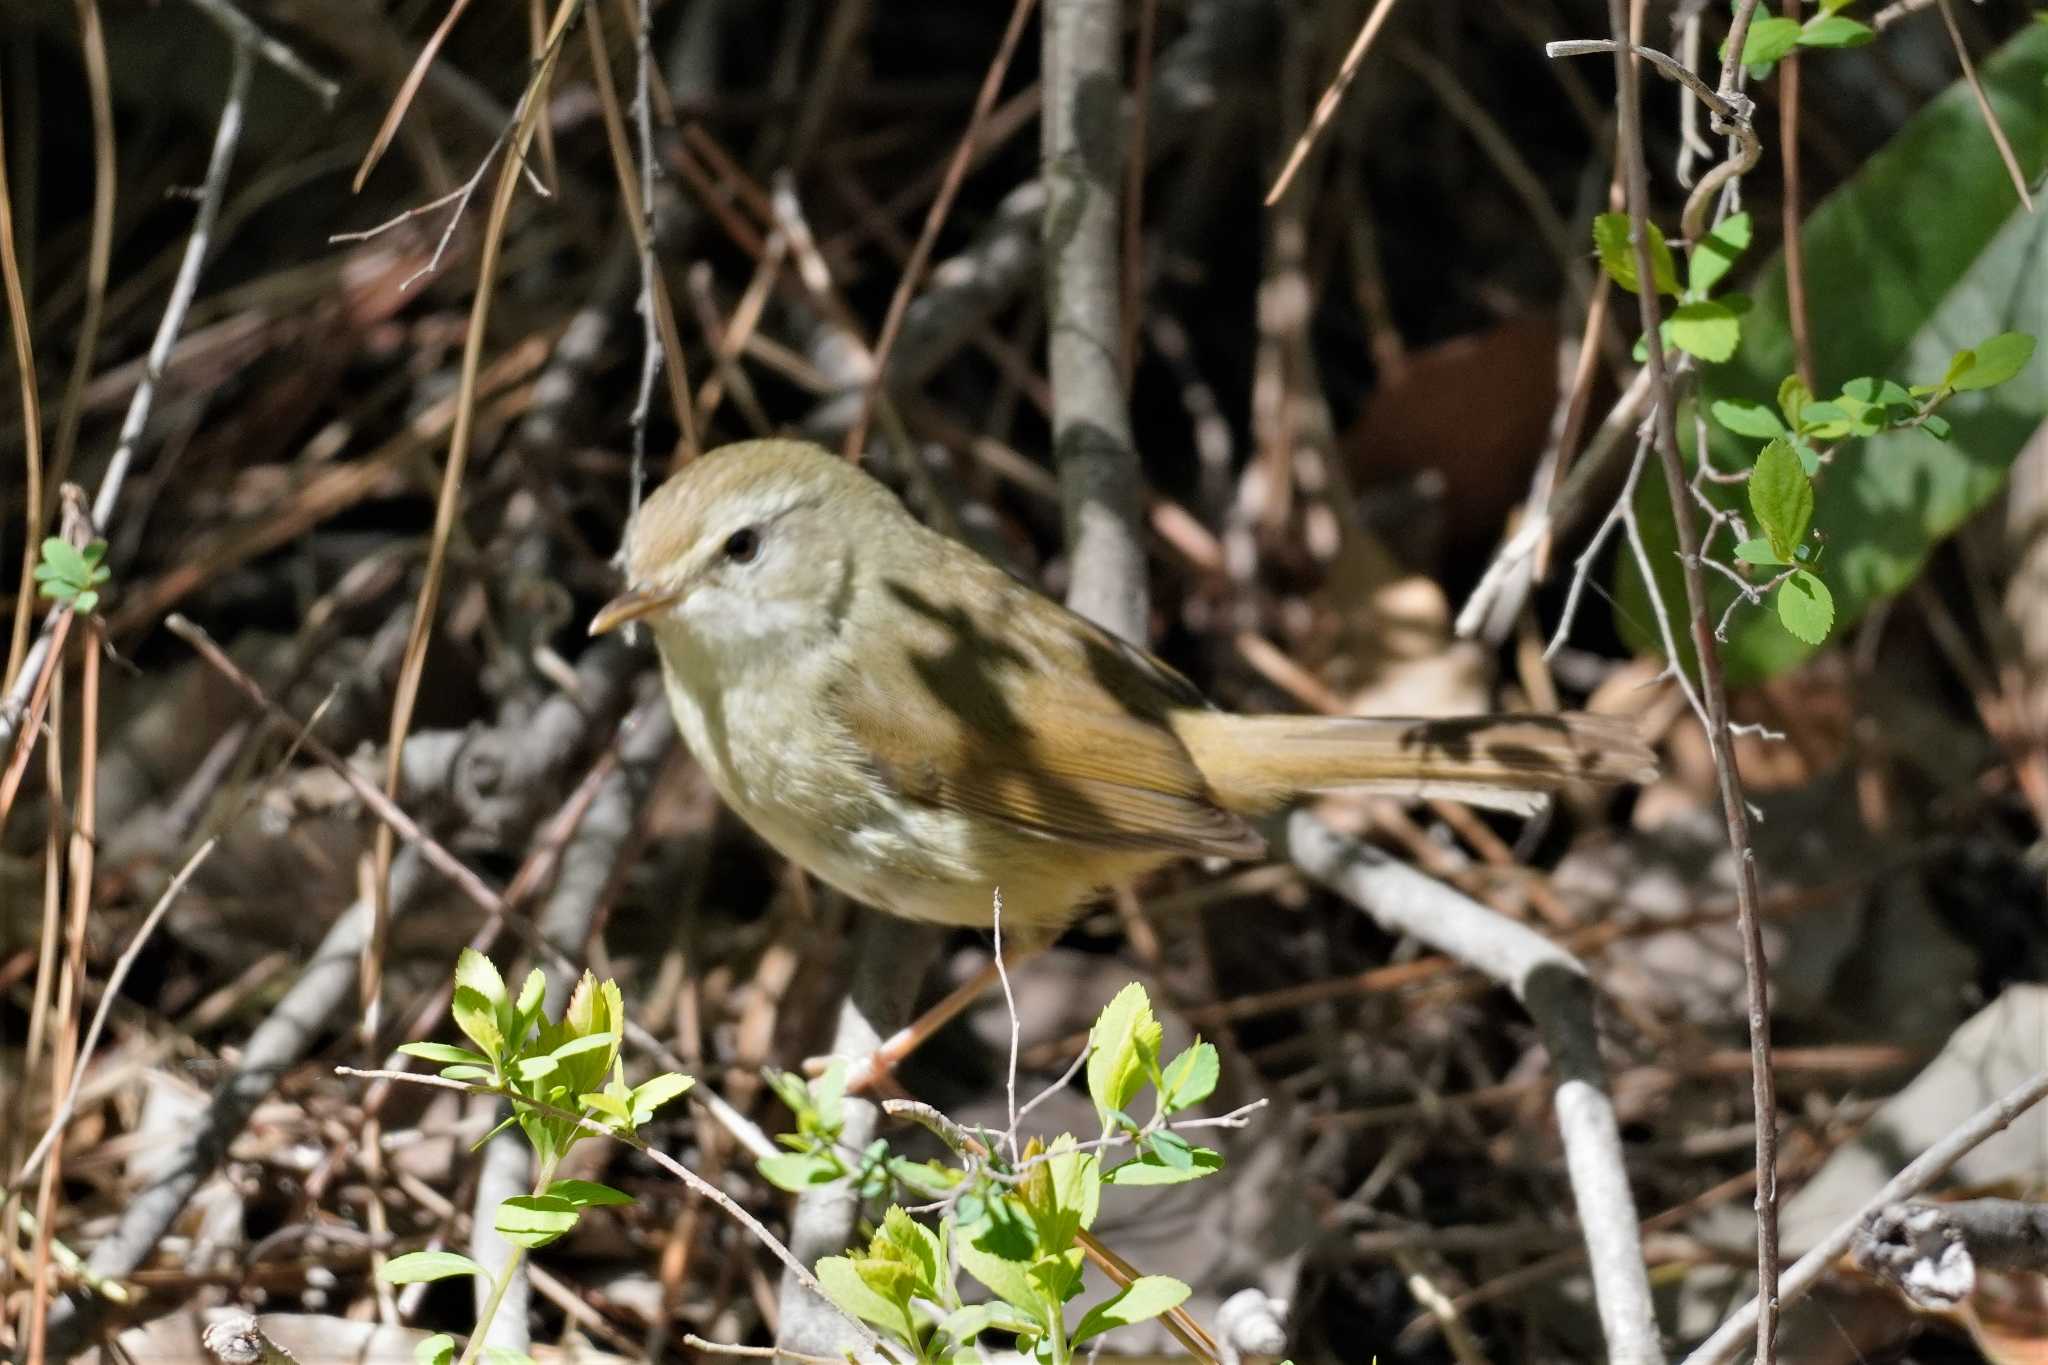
[{"xmin": 1173, "ymin": 711, "xmax": 1657, "ymax": 818}]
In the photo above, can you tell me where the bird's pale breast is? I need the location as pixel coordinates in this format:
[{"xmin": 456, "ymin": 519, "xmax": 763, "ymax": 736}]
[{"xmin": 655, "ymin": 647, "xmax": 1105, "ymax": 929}]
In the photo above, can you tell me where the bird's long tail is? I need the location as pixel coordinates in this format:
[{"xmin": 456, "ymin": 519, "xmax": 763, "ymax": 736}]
[{"xmin": 1172, "ymin": 711, "xmax": 1657, "ymax": 818}]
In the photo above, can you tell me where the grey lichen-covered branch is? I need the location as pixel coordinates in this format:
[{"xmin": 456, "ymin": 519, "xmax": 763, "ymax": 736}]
[{"xmin": 1042, "ymin": 0, "xmax": 1147, "ymax": 645}]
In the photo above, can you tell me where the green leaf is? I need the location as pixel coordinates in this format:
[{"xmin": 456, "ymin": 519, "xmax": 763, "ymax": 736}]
[
  {"xmin": 1800, "ymin": 14, "xmax": 1874, "ymax": 47},
  {"xmin": 545, "ymin": 1179, "xmax": 632, "ymax": 1209},
  {"xmin": 957, "ymin": 1218, "xmax": 1041, "ymax": 1318},
  {"xmin": 38, "ymin": 538, "xmax": 87, "ymax": 583},
  {"xmin": 439, "ymin": 1064, "xmax": 493, "ymax": 1083},
  {"xmin": 1664, "ymin": 300, "xmax": 1742, "ymax": 362},
  {"xmin": 1689, "ymin": 212, "xmax": 1753, "ymax": 296},
  {"xmin": 479, "ymin": 1350, "xmax": 536, "ymax": 1365},
  {"xmin": 1740, "ymin": 16, "xmax": 1804, "ymax": 68},
  {"xmin": 879, "ymin": 1206, "xmax": 944, "ymax": 1297},
  {"xmin": 380, "ymin": 1250, "xmax": 485, "ymax": 1284},
  {"xmin": 414, "ymin": 1334, "xmax": 456, "ymax": 1365},
  {"xmin": 1621, "ymin": 22, "xmax": 2048, "ymax": 683},
  {"xmin": 852, "ymin": 1254, "xmax": 919, "ymax": 1310},
  {"xmin": 397, "ymin": 1042, "xmax": 490, "ymax": 1067},
  {"xmin": 629, "ymin": 1071, "xmax": 695, "ymax": 1124},
  {"xmin": 1775, "ymin": 569, "xmax": 1835, "ymax": 644},
  {"xmin": 1951, "ymin": 331, "xmax": 2037, "ymax": 390},
  {"xmin": 454, "ymin": 949, "xmax": 507, "ymax": 1008},
  {"xmin": 1593, "ymin": 213, "xmax": 1680, "ymax": 296},
  {"xmin": 888, "ymin": 1156, "xmax": 963, "ymax": 1199},
  {"xmin": 1086, "ymin": 983, "xmax": 1161, "ymax": 1129},
  {"xmin": 494, "ymin": 1194, "xmax": 581, "ymax": 1249},
  {"xmin": 808, "ymin": 1059, "xmax": 847, "ymax": 1135},
  {"xmin": 577, "ymin": 1090, "xmax": 632, "ymax": 1123},
  {"xmin": 817, "ymin": 1254, "xmax": 916, "ymax": 1341},
  {"xmin": 757, "ymin": 1151, "xmax": 845, "ymax": 1192},
  {"xmin": 451, "ymin": 986, "xmax": 503, "ymax": 1059},
  {"xmin": 69, "ymin": 591, "xmax": 99, "ymax": 616},
  {"xmin": 1711, "ymin": 397, "xmax": 1785, "ymax": 438},
  {"xmin": 513, "ymin": 966, "xmax": 544, "ymax": 1018},
  {"xmin": 515, "ymin": 1055, "xmax": 560, "ymax": 1082},
  {"xmin": 763, "ymin": 1067, "xmax": 815, "ymax": 1122},
  {"xmin": 1733, "ymin": 538, "xmax": 1788, "ymax": 567},
  {"xmin": 1147, "ymin": 1129, "xmax": 1196, "ymax": 1171},
  {"xmin": 1158, "ymin": 1041, "xmax": 1219, "ymax": 1113},
  {"xmin": 1777, "ymin": 373, "xmax": 1813, "ymax": 428},
  {"xmin": 1795, "ymin": 399, "xmax": 1852, "ymax": 439},
  {"xmin": 1026, "ymin": 1248, "xmax": 1086, "ymax": 1308},
  {"xmin": 1018, "ymin": 1136, "xmax": 1100, "ymax": 1256},
  {"xmin": 1104, "ymin": 1145, "xmax": 1224, "ymax": 1186},
  {"xmin": 547, "ymin": 1032, "xmax": 616, "ymax": 1062},
  {"xmin": 937, "ymin": 1305, "xmax": 997, "ymax": 1346},
  {"xmin": 1748, "ymin": 438, "xmax": 1815, "ymax": 562},
  {"xmin": 1073, "ymin": 1276, "xmax": 1192, "ymax": 1346}
]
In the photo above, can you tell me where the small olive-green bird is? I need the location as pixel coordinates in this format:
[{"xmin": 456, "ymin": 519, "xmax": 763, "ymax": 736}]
[{"xmin": 593, "ymin": 439, "xmax": 1653, "ymax": 938}]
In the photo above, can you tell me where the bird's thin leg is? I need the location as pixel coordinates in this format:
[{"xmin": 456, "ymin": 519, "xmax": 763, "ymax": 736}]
[{"xmin": 839, "ymin": 946, "xmax": 1045, "ymax": 1095}]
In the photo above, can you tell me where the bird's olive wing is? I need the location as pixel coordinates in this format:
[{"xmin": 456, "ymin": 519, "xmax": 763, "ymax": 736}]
[{"xmin": 829, "ymin": 576, "xmax": 1264, "ymax": 860}]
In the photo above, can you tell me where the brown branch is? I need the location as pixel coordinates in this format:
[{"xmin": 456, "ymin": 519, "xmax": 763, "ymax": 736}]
[{"xmin": 1604, "ymin": 2, "xmax": 1781, "ymax": 1360}]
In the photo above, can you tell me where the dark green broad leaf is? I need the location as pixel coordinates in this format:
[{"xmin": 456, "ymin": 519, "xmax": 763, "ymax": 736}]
[{"xmin": 1619, "ymin": 22, "xmax": 2048, "ymax": 681}]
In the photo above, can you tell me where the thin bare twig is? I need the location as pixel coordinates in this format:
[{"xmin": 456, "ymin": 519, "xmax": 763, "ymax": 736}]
[
  {"xmin": 166, "ymin": 616, "xmax": 506, "ymax": 913},
  {"xmin": 993, "ymin": 893, "xmax": 1023, "ymax": 1164},
  {"xmin": 45, "ymin": 0, "xmax": 117, "ymax": 507},
  {"xmin": 1779, "ymin": 0, "xmax": 1816, "ymax": 391},
  {"xmin": 0, "ymin": 32, "xmax": 252, "ymax": 749},
  {"xmin": 1934, "ymin": 0, "xmax": 2035, "ymax": 212},
  {"xmin": 1603, "ymin": 3, "xmax": 1781, "ymax": 1359},
  {"xmin": 353, "ymin": 0, "xmax": 474, "ymax": 191},
  {"xmin": 1684, "ymin": 1066, "xmax": 2048, "ymax": 1364},
  {"xmin": 183, "ymin": 0, "xmax": 338, "ymax": 103},
  {"xmin": 370, "ymin": 0, "xmax": 577, "ymax": 1038},
  {"xmin": 844, "ymin": 0, "xmax": 1037, "ymax": 459},
  {"xmin": 0, "ymin": 35, "xmax": 46, "ymax": 701},
  {"xmin": 1266, "ymin": 0, "xmax": 1406, "ymax": 204}
]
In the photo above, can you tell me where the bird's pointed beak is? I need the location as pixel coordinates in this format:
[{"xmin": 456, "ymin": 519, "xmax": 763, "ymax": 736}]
[{"xmin": 590, "ymin": 586, "xmax": 683, "ymax": 636}]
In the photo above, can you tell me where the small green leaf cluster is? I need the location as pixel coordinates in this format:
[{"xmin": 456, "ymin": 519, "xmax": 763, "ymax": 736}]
[
  {"xmin": 377, "ymin": 950, "xmax": 694, "ymax": 1365},
  {"xmin": 793, "ymin": 983, "xmax": 1229, "ymax": 1364},
  {"xmin": 1711, "ymin": 333, "xmax": 2035, "ymax": 645},
  {"xmin": 33, "ymin": 538, "xmax": 111, "ymax": 616},
  {"xmin": 1595, "ymin": 212, "xmax": 1753, "ymax": 363},
  {"xmin": 1737, "ymin": 0, "xmax": 1874, "ymax": 77},
  {"xmin": 1087, "ymin": 982, "xmax": 1223, "ymax": 1185},
  {"xmin": 757, "ymin": 1062, "xmax": 961, "ymax": 1200}
]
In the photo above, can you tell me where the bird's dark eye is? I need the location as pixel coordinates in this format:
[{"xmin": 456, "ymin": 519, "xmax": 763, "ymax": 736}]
[{"xmin": 722, "ymin": 526, "xmax": 762, "ymax": 563}]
